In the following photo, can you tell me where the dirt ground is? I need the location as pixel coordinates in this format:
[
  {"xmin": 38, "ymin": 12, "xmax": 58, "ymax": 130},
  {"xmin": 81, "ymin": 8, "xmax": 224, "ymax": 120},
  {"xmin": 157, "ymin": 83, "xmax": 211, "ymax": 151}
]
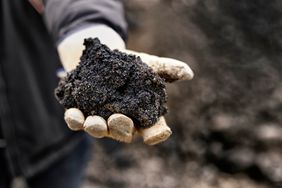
[{"xmin": 84, "ymin": 1, "xmax": 282, "ymax": 188}]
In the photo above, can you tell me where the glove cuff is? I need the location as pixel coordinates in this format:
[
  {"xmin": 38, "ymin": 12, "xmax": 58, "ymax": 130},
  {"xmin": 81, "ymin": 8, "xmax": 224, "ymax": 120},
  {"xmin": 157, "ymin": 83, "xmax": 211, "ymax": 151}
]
[{"xmin": 57, "ymin": 24, "xmax": 125, "ymax": 72}]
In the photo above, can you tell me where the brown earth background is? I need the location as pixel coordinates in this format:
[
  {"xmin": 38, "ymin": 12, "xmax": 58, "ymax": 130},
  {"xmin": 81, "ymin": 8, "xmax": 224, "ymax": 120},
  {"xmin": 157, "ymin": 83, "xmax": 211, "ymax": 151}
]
[{"xmin": 84, "ymin": 1, "xmax": 282, "ymax": 188}]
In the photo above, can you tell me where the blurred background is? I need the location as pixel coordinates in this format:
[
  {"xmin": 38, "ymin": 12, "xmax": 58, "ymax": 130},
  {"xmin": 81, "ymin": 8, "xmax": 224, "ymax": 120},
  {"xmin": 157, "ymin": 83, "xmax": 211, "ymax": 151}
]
[{"xmin": 83, "ymin": 0, "xmax": 282, "ymax": 187}]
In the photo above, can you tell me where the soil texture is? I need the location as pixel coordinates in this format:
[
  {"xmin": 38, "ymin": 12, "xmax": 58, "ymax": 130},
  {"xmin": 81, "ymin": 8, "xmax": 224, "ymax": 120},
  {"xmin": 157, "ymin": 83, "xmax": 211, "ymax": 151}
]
[{"xmin": 55, "ymin": 38, "xmax": 167, "ymax": 128}]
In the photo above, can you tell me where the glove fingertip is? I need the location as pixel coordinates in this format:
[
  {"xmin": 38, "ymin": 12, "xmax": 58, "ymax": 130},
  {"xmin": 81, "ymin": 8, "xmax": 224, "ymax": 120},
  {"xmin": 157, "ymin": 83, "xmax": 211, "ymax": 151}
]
[
  {"xmin": 107, "ymin": 113, "xmax": 135, "ymax": 143},
  {"xmin": 139, "ymin": 116, "xmax": 172, "ymax": 145},
  {"xmin": 83, "ymin": 116, "xmax": 108, "ymax": 138},
  {"xmin": 180, "ymin": 63, "xmax": 194, "ymax": 80},
  {"xmin": 64, "ymin": 108, "xmax": 85, "ymax": 131}
]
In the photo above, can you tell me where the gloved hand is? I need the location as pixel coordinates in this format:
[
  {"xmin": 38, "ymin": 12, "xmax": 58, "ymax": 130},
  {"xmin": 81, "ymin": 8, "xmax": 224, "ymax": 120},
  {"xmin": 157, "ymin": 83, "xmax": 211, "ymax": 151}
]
[{"xmin": 57, "ymin": 24, "xmax": 194, "ymax": 145}]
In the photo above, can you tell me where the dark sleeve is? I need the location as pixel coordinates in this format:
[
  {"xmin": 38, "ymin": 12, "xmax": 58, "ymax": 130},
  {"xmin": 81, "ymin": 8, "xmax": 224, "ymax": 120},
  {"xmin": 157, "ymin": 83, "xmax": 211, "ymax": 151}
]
[{"xmin": 42, "ymin": 0, "xmax": 127, "ymax": 43}]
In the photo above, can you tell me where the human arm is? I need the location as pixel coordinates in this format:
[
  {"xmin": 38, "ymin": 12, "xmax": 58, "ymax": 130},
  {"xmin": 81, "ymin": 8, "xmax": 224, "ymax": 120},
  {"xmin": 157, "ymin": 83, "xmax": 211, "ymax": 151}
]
[
  {"xmin": 43, "ymin": 0, "xmax": 193, "ymax": 144},
  {"xmin": 57, "ymin": 25, "xmax": 193, "ymax": 145}
]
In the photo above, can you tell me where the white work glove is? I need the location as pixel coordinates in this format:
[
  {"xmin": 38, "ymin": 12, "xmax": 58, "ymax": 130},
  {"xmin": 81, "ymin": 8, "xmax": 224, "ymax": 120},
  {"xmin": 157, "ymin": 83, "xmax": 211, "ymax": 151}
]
[{"xmin": 57, "ymin": 24, "xmax": 194, "ymax": 145}]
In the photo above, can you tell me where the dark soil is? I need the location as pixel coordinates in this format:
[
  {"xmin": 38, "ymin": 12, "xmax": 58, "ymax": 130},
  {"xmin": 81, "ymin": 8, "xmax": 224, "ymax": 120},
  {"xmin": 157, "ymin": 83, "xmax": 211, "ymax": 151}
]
[
  {"xmin": 55, "ymin": 38, "xmax": 167, "ymax": 128},
  {"xmin": 84, "ymin": 1, "xmax": 282, "ymax": 188}
]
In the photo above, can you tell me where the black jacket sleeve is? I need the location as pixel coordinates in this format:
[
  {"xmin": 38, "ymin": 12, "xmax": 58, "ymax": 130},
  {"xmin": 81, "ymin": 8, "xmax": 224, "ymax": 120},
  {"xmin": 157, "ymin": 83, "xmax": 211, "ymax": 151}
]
[{"xmin": 42, "ymin": 0, "xmax": 127, "ymax": 43}]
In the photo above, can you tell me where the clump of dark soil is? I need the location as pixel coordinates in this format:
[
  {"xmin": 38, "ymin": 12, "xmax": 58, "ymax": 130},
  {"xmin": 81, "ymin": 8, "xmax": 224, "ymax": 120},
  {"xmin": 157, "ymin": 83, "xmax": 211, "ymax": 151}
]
[{"xmin": 55, "ymin": 38, "xmax": 167, "ymax": 128}]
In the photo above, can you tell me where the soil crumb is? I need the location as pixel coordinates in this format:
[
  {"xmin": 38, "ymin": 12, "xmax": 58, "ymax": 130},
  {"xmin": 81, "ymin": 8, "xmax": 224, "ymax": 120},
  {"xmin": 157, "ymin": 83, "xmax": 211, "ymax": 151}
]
[{"xmin": 55, "ymin": 38, "xmax": 167, "ymax": 128}]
